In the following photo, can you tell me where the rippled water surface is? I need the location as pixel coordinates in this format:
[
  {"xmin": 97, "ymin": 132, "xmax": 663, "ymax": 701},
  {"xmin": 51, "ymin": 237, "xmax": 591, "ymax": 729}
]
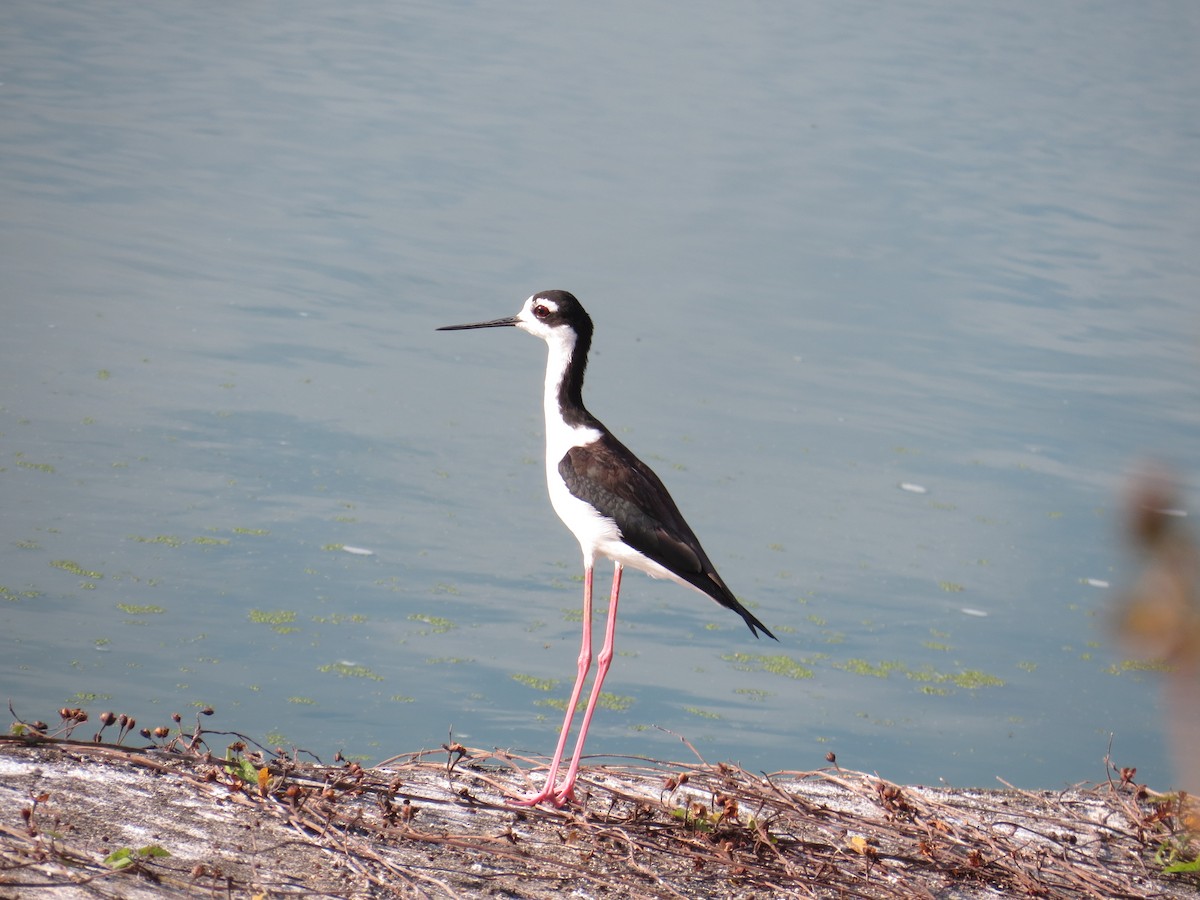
[{"xmin": 3, "ymin": 1, "xmax": 1198, "ymax": 789}]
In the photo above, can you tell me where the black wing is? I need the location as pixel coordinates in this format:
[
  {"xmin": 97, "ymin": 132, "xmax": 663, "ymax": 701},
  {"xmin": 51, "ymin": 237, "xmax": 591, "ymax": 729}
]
[{"xmin": 559, "ymin": 435, "xmax": 776, "ymax": 640}]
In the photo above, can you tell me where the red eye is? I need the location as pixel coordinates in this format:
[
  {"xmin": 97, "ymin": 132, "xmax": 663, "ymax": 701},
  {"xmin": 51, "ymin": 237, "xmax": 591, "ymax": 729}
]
[{"xmin": 533, "ymin": 304, "xmax": 550, "ymax": 319}]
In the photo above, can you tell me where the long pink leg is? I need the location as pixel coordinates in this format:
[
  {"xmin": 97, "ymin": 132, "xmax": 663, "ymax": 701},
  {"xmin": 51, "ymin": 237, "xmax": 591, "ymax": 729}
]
[
  {"xmin": 554, "ymin": 562, "xmax": 622, "ymax": 805},
  {"xmin": 510, "ymin": 564, "xmax": 595, "ymax": 806}
]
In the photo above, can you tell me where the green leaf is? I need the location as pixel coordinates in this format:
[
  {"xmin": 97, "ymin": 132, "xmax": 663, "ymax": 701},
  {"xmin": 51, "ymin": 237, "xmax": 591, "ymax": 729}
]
[
  {"xmin": 103, "ymin": 848, "xmax": 134, "ymax": 869},
  {"xmin": 223, "ymin": 750, "xmax": 258, "ymax": 784},
  {"xmin": 1163, "ymin": 858, "xmax": 1200, "ymax": 874},
  {"xmin": 103, "ymin": 845, "xmax": 170, "ymax": 868}
]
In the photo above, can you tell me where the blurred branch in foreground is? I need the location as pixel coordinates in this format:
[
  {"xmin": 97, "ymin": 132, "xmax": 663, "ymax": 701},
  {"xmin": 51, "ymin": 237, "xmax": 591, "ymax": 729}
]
[{"xmin": 1118, "ymin": 465, "xmax": 1200, "ymax": 830}]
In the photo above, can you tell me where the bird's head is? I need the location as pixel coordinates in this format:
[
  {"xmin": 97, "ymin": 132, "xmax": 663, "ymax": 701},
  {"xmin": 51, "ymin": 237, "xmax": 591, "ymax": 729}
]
[{"xmin": 438, "ymin": 290, "xmax": 593, "ymax": 347}]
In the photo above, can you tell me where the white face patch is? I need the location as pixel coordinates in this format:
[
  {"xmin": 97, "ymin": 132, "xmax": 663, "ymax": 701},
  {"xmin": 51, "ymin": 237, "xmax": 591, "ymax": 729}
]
[{"xmin": 515, "ymin": 294, "xmax": 561, "ymax": 338}]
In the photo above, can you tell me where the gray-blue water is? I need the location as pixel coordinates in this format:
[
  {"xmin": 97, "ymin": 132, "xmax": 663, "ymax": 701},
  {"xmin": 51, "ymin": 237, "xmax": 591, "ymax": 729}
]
[{"xmin": 3, "ymin": 1, "xmax": 1198, "ymax": 790}]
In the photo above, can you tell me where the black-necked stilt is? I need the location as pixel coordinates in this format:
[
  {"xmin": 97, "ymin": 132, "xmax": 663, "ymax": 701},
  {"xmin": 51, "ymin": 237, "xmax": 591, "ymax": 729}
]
[{"xmin": 439, "ymin": 289, "xmax": 776, "ymax": 806}]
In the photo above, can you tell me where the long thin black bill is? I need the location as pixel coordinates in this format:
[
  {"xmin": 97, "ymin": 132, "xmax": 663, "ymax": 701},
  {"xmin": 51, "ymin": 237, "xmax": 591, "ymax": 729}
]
[{"xmin": 437, "ymin": 316, "xmax": 519, "ymax": 331}]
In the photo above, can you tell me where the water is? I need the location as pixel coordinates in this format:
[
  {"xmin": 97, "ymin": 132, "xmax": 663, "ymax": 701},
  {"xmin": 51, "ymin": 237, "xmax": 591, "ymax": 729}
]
[{"xmin": 2, "ymin": 1, "xmax": 1198, "ymax": 789}]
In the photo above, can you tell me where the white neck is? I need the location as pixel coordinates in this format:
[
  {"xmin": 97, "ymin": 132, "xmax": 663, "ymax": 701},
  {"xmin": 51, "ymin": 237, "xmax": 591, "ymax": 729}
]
[{"xmin": 541, "ymin": 329, "xmax": 599, "ymax": 464}]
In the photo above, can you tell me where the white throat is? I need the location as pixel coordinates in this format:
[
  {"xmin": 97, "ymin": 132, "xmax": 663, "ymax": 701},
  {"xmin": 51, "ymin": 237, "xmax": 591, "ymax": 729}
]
[
  {"xmin": 542, "ymin": 328, "xmax": 598, "ymax": 460},
  {"xmin": 537, "ymin": 325, "xmax": 611, "ymax": 566}
]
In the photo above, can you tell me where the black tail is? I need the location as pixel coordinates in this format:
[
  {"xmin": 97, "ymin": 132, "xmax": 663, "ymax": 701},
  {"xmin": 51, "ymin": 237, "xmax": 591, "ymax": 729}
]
[
  {"xmin": 731, "ymin": 599, "xmax": 778, "ymax": 641},
  {"xmin": 738, "ymin": 604, "xmax": 778, "ymax": 641},
  {"xmin": 693, "ymin": 571, "xmax": 777, "ymax": 641}
]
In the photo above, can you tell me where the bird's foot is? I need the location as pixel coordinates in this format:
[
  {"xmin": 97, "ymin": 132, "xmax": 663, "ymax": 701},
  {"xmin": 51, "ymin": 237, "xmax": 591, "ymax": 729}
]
[
  {"xmin": 508, "ymin": 781, "xmax": 577, "ymax": 808},
  {"xmin": 553, "ymin": 786, "xmax": 576, "ymax": 806},
  {"xmin": 509, "ymin": 788, "xmax": 564, "ymax": 808}
]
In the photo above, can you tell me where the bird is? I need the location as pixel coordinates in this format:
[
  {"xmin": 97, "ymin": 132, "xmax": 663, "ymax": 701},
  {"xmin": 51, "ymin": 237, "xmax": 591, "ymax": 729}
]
[{"xmin": 438, "ymin": 289, "xmax": 776, "ymax": 806}]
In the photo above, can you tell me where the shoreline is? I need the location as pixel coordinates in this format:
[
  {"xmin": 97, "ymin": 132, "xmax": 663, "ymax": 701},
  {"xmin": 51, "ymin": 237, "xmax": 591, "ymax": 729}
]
[{"xmin": 2, "ymin": 725, "xmax": 1196, "ymax": 899}]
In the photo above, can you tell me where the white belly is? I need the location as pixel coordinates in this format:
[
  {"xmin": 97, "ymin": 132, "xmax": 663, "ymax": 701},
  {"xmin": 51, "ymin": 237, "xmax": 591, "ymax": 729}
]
[{"xmin": 546, "ymin": 455, "xmax": 621, "ymax": 565}]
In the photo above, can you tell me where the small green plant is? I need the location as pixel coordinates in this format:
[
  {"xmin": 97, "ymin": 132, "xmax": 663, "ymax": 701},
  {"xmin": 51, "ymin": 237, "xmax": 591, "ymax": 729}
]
[
  {"xmin": 512, "ymin": 673, "xmax": 559, "ymax": 692},
  {"xmin": 1151, "ymin": 794, "xmax": 1200, "ymax": 874},
  {"xmin": 1155, "ymin": 837, "xmax": 1200, "ymax": 874},
  {"xmin": 116, "ymin": 603, "xmax": 165, "ymax": 615},
  {"xmin": 222, "ymin": 745, "xmax": 258, "ymax": 785},
  {"xmin": 317, "ymin": 662, "xmax": 383, "ymax": 681},
  {"xmin": 408, "ymin": 613, "xmax": 457, "ymax": 633},
  {"xmin": 722, "ymin": 652, "xmax": 814, "ymax": 680},
  {"xmin": 103, "ymin": 844, "xmax": 170, "ymax": 870},
  {"xmin": 248, "ymin": 609, "xmax": 299, "ymax": 634},
  {"xmin": 50, "ymin": 559, "xmax": 102, "ymax": 579}
]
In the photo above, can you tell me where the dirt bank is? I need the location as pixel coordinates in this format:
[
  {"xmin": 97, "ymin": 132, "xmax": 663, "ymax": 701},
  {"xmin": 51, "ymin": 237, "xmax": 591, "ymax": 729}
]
[{"xmin": 1, "ymin": 722, "xmax": 1195, "ymax": 899}]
